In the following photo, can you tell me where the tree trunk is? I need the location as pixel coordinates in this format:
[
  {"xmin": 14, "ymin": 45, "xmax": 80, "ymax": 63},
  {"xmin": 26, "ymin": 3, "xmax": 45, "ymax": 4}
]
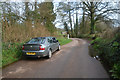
[
  {"xmin": 90, "ymin": 2, "xmax": 95, "ymax": 34},
  {"xmin": 75, "ymin": 11, "xmax": 78, "ymax": 37},
  {"xmin": 81, "ymin": 4, "xmax": 85, "ymax": 34},
  {"xmin": 68, "ymin": 10, "xmax": 73, "ymax": 37},
  {"xmin": 90, "ymin": 17, "xmax": 95, "ymax": 34},
  {"xmin": 82, "ymin": 4, "xmax": 85, "ymax": 30}
]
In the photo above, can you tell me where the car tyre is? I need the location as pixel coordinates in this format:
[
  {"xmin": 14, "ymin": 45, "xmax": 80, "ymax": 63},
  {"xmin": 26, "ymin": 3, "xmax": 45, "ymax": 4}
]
[{"xmin": 47, "ymin": 50, "xmax": 52, "ymax": 59}]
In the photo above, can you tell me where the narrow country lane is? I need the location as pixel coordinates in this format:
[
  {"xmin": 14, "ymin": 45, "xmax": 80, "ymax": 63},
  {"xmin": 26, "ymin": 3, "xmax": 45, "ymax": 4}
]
[{"xmin": 2, "ymin": 38, "xmax": 109, "ymax": 78}]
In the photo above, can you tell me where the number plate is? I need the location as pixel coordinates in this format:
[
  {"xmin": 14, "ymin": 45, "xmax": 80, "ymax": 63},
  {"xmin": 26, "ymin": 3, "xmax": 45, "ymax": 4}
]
[{"xmin": 26, "ymin": 52, "xmax": 36, "ymax": 55}]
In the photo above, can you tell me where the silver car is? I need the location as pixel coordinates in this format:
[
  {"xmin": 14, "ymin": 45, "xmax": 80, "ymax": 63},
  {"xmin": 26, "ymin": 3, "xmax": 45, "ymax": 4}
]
[{"xmin": 22, "ymin": 37, "xmax": 60, "ymax": 59}]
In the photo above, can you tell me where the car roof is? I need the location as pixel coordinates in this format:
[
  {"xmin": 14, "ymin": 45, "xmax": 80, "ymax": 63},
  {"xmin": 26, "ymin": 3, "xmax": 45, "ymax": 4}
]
[{"xmin": 33, "ymin": 37, "xmax": 55, "ymax": 39}]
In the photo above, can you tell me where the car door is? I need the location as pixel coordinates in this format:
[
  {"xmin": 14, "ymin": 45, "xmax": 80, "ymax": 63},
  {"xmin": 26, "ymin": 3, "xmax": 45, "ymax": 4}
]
[
  {"xmin": 52, "ymin": 37, "xmax": 58, "ymax": 51},
  {"xmin": 48, "ymin": 37, "xmax": 54, "ymax": 52}
]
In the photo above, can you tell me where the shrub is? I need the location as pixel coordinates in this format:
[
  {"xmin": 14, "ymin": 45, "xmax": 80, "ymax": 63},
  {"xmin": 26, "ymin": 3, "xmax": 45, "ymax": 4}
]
[
  {"xmin": 110, "ymin": 63, "xmax": 120, "ymax": 79},
  {"xmin": 90, "ymin": 34, "xmax": 120, "ymax": 79}
]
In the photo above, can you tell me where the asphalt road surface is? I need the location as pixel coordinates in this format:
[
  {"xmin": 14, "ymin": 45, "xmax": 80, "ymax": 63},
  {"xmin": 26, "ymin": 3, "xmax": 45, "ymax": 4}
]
[{"xmin": 2, "ymin": 38, "xmax": 109, "ymax": 78}]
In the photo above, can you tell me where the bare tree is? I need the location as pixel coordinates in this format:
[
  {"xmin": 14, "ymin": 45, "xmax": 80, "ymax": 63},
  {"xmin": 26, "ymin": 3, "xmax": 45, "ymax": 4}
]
[
  {"xmin": 82, "ymin": 1, "xmax": 120, "ymax": 34},
  {"xmin": 57, "ymin": 2, "xmax": 75, "ymax": 37}
]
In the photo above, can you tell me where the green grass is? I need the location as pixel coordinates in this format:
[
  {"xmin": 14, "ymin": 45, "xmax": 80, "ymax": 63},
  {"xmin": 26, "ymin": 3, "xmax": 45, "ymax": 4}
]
[
  {"xmin": 2, "ymin": 42, "xmax": 24, "ymax": 67},
  {"xmin": 2, "ymin": 37, "xmax": 72, "ymax": 67},
  {"xmin": 57, "ymin": 37, "xmax": 72, "ymax": 46}
]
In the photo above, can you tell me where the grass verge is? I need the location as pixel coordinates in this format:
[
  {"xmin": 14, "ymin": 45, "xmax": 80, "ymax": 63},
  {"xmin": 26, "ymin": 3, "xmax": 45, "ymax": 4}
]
[
  {"xmin": 2, "ymin": 42, "xmax": 24, "ymax": 67},
  {"xmin": 57, "ymin": 37, "xmax": 72, "ymax": 46}
]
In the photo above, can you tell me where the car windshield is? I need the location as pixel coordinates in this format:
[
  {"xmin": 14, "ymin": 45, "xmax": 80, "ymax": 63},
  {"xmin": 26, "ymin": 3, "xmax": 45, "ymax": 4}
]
[{"xmin": 27, "ymin": 37, "xmax": 45, "ymax": 44}]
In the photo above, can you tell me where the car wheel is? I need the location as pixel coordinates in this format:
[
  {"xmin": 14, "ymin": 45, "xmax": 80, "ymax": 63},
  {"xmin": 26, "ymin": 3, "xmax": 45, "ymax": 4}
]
[
  {"xmin": 57, "ymin": 45, "xmax": 60, "ymax": 51},
  {"xmin": 47, "ymin": 50, "xmax": 52, "ymax": 59}
]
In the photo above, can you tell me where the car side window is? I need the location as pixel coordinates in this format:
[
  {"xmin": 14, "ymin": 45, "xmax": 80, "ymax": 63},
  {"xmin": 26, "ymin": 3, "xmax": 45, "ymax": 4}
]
[
  {"xmin": 52, "ymin": 37, "xmax": 56, "ymax": 41},
  {"xmin": 47, "ymin": 38, "xmax": 50, "ymax": 43},
  {"xmin": 52, "ymin": 37, "xmax": 58, "ymax": 43},
  {"xmin": 48, "ymin": 37, "xmax": 53, "ymax": 43}
]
